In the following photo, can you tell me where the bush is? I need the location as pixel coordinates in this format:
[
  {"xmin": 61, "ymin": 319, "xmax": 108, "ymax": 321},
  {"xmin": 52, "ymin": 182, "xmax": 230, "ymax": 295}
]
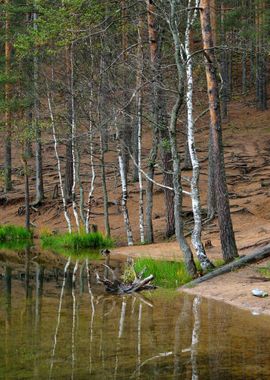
[
  {"xmin": 0, "ymin": 224, "xmax": 32, "ymax": 242},
  {"xmin": 40, "ymin": 231, "xmax": 114, "ymax": 250}
]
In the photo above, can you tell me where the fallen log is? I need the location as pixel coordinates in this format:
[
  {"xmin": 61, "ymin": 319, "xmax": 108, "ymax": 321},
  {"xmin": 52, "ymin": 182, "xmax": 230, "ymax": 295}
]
[
  {"xmin": 182, "ymin": 243, "xmax": 270, "ymax": 288},
  {"xmin": 96, "ymin": 256, "xmax": 156, "ymax": 294},
  {"xmin": 96, "ymin": 272, "xmax": 155, "ymax": 294}
]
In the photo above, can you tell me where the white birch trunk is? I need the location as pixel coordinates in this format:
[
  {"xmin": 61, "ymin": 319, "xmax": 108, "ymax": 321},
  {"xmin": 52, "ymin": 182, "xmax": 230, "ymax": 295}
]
[
  {"xmin": 136, "ymin": 19, "xmax": 145, "ymax": 244},
  {"xmin": 85, "ymin": 108, "xmax": 96, "ymax": 234},
  {"xmin": 166, "ymin": 0, "xmax": 197, "ymax": 277},
  {"xmin": 118, "ymin": 152, "xmax": 134, "ymax": 246},
  {"xmin": 85, "ymin": 40, "xmax": 96, "ymax": 234},
  {"xmin": 137, "ymin": 98, "xmax": 145, "ymax": 244},
  {"xmin": 70, "ymin": 44, "xmax": 80, "ymax": 231},
  {"xmin": 47, "ymin": 91, "xmax": 72, "ymax": 233},
  {"xmin": 185, "ymin": 0, "xmax": 214, "ymax": 270}
]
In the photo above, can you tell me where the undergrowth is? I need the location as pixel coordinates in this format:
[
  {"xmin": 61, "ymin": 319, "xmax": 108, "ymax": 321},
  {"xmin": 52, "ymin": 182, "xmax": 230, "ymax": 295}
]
[
  {"xmin": 133, "ymin": 257, "xmax": 226, "ymax": 289},
  {"xmin": 134, "ymin": 258, "xmax": 193, "ymax": 288},
  {"xmin": 40, "ymin": 231, "xmax": 114, "ymax": 250},
  {"xmin": 0, "ymin": 224, "xmax": 32, "ymax": 242}
]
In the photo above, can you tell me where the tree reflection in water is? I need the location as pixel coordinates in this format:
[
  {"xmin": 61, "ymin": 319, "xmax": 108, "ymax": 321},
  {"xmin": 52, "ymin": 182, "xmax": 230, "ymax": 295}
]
[{"xmin": 1, "ymin": 255, "xmax": 270, "ymax": 380}]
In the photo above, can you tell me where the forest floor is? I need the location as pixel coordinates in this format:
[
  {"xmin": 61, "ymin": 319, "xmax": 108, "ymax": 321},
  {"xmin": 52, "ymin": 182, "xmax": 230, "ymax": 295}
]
[{"xmin": 1, "ymin": 94, "xmax": 270, "ymax": 315}]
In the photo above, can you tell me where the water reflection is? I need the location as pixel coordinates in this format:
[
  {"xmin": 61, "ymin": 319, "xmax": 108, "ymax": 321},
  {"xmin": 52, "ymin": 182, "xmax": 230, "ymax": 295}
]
[{"xmin": 1, "ymin": 257, "xmax": 270, "ymax": 379}]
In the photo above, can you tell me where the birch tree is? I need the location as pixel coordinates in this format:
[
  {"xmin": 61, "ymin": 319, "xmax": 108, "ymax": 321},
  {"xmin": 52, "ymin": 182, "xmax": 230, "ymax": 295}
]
[
  {"xmin": 185, "ymin": 0, "xmax": 214, "ymax": 270},
  {"xmin": 166, "ymin": 0, "xmax": 197, "ymax": 277},
  {"xmin": 117, "ymin": 121, "xmax": 134, "ymax": 246},
  {"xmin": 135, "ymin": 17, "xmax": 145, "ymax": 244}
]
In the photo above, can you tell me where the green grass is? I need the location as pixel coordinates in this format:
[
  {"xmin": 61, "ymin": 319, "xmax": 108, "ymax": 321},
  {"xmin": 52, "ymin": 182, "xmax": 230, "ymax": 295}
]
[
  {"xmin": 40, "ymin": 231, "xmax": 114, "ymax": 250},
  {"xmin": 133, "ymin": 257, "xmax": 227, "ymax": 289},
  {"xmin": 134, "ymin": 258, "xmax": 193, "ymax": 288},
  {"xmin": 0, "ymin": 224, "xmax": 32, "ymax": 242}
]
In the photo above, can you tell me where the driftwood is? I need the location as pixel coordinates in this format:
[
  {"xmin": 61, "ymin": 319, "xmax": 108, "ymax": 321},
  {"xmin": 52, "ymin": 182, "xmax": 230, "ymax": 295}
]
[
  {"xmin": 96, "ymin": 272, "xmax": 155, "ymax": 294},
  {"xmin": 96, "ymin": 255, "xmax": 156, "ymax": 294},
  {"xmin": 182, "ymin": 243, "xmax": 270, "ymax": 288}
]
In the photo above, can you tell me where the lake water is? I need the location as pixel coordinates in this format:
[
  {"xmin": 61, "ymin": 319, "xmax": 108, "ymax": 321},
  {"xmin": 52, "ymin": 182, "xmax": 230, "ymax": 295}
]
[{"xmin": 1, "ymin": 251, "xmax": 270, "ymax": 379}]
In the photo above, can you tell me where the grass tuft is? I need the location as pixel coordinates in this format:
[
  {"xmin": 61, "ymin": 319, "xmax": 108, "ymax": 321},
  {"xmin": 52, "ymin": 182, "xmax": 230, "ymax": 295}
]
[
  {"xmin": 40, "ymin": 231, "xmax": 114, "ymax": 250},
  {"xmin": 134, "ymin": 258, "xmax": 193, "ymax": 288},
  {"xmin": 0, "ymin": 224, "xmax": 32, "ymax": 242}
]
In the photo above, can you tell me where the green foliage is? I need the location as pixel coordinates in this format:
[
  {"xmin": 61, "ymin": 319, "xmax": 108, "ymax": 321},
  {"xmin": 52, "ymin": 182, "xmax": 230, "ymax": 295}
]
[
  {"xmin": 0, "ymin": 224, "xmax": 32, "ymax": 242},
  {"xmin": 134, "ymin": 258, "xmax": 193, "ymax": 288},
  {"xmin": 160, "ymin": 138, "xmax": 171, "ymax": 152},
  {"xmin": 40, "ymin": 231, "xmax": 114, "ymax": 250}
]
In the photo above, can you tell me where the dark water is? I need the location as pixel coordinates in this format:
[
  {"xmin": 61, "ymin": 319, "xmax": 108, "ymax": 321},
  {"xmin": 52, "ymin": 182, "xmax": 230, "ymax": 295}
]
[{"xmin": 0, "ymin": 252, "xmax": 270, "ymax": 379}]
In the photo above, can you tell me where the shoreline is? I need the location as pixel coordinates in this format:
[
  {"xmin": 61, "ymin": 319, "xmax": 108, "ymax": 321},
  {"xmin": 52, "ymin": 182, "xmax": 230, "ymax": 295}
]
[{"xmin": 112, "ymin": 241, "xmax": 270, "ymax": 316}]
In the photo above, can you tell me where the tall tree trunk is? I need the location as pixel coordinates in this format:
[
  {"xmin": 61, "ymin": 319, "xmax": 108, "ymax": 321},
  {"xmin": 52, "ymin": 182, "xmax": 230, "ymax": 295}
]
[
  {"xmin": 100, "ymin": 134, "xmax": 111, "ymax": 237},
  {"xmin": 207, "ymin": 132, "xmax": 216, "ymax": 219},
  {"xmin": 121, "ymin": 0, "xmax": 132, "ymax": 179},
  {"xmin": 33, "ymin": 4, "xmax": 44, "ymax": 204},
  {"xmin": 48, "ymin": 90, "xmax": 72, "ymax": 233},
  {"xmin": 146, "ymin": 0, "xmax": 175, "ymax": 241},
  {"xmin": 255, "ymin": 1, "xmax": 267, "ymax": 110},
  {"xmin": 185, "ymin": 0, "xmax": 214, "ymax": 270},
  {"xmin": 64, "ymin": 46, "xmax": 73, "ymax": 203},
  {"xmin": 69, "ymin": 44, "xmax": 80, "ymax": 231},
  {"xmin": 145, "ymin": 0, "xmax": 159, "ymax": 243},
  {"xmin": 64, "ymin": 137, "xmax": 73, "ymax": 202},
  {"xmin": 24, "ymin": 111, "xmax": 33, "ymax": 158},
  {"xmin": 168, "ymin": 0, "xmax": 197, "ymax": 277},
  {"xmin": 4, "ymin": 0, "xmax": 12, "ymax": 192},
  {"xmin": 135, "ymin": 17, "xmax": 145, "ymax": 243},
  {"xmin": 97, "ymin": 52, "xmax": 111, "ymax": 238},
  {"xmin": 200, "ymin": 0, "xmax": 238, "ymax": 262},
  {"xmin": 118, "ymin": 150, "xmax": 134, "ymax": 246},
  {"xmin": 22, "ymin": 156, "xmax": 30, "ymax": 231},
  {"xmin": 220, "ymin": 2, "xmax": 229, "ymax": 120},
  {"xmin": 85, "ymin": 100, "xmax": 96, "ymax": 233}
]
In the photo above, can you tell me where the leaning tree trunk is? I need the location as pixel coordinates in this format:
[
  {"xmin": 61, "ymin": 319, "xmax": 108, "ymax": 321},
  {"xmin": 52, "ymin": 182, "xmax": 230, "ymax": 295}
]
[
  {"xmin": 48, "ymin": 90, "xmax": 72, "ymax": 233},
  {"xmin": 200, "ymin": 0, "xmax": 238, "ymax": 262}
]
